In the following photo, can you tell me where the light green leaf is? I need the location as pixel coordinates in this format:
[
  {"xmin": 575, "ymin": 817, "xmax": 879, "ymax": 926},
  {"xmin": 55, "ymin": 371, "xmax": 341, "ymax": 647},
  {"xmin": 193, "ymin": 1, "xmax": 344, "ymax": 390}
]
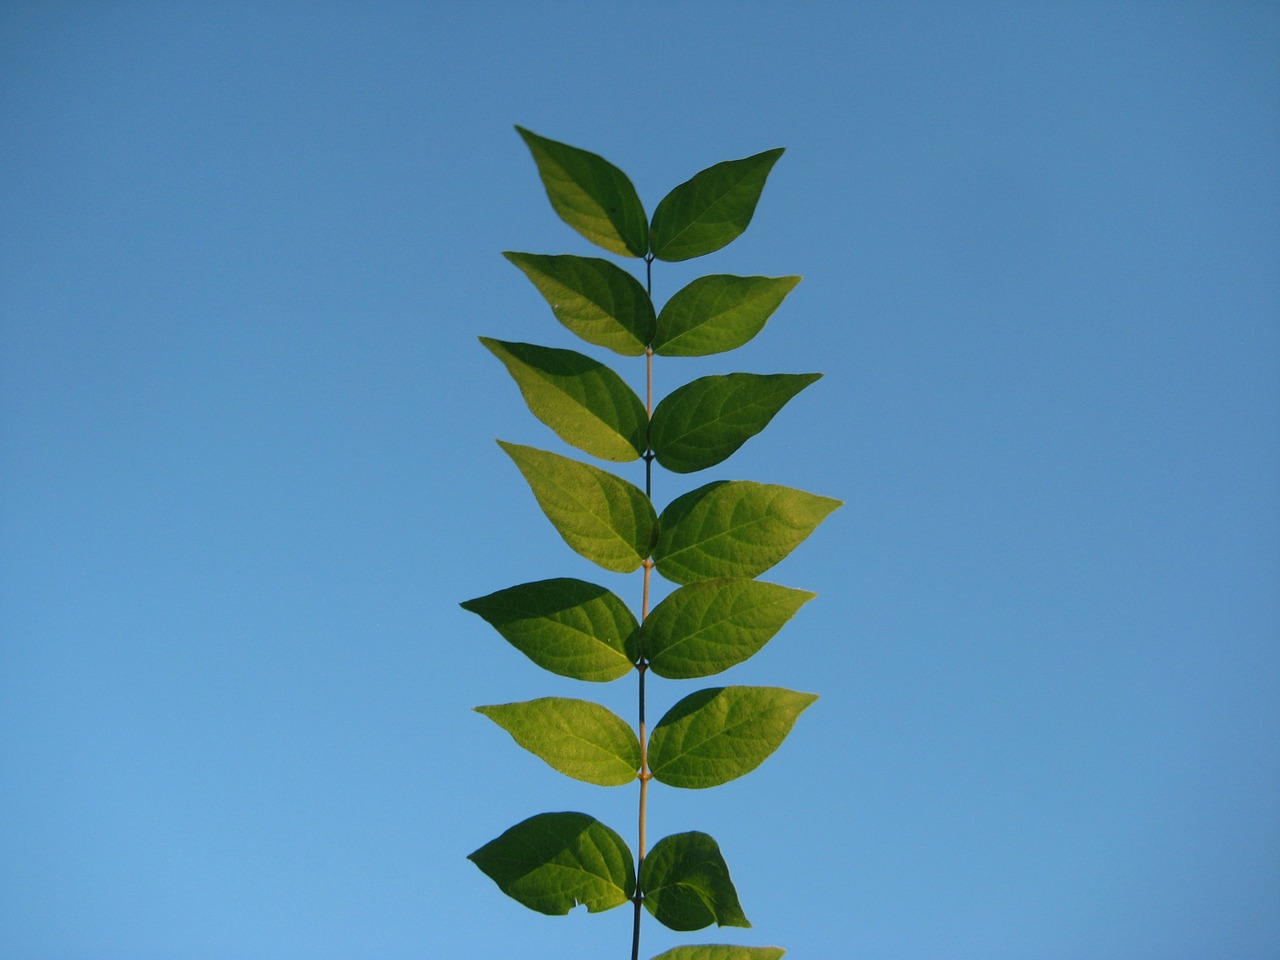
[
  {"xmin": 651, "ymin": 373, "xmax": 821, "ymax": 473},
  {"xmin": 648, "ymin": 686, "xmax": 817, "ymax": 789},
  {"xmin": 640, "ymin": 579, "xmax": 814, "ymax": 679},
  {"xmin": 468, "ymin": 811, "xmax": 635, "ymax": 915},
  {"xmin": 475, "ymin": 698, "xmax": 641, "ymax": 786},
  {"xmin": 654, "ymin": 481, "xmax": 841, "ymax": 585},
  {"xmin": 482, "ymin": 338, "xmax": 647, "ymax": 462},
  {"xmin": 649, "ymin": 149, "xmax": 784, "ymax": 262},
  {"xmin": 653, "ymin": 275, "xmax": 800, "ymax": 357},
  {"xmin": 650, "ymin": 947, "xmax": 785, "ymax": 960},
  {"xmin": 516, "ymin": 126, "xmax": 648, "ymax": 258},
  {"xmin": 641, "ymin": 832, "xmax": 749, "ymax": 931},
  {"xmin": 499, "ymin": 442, "xmax": 658, "ymax": 573},
  {"xmin": 460, "ymin": 578, "xmax": 638, "ymax": 681},
  {"xmin": 504, "ymin": 252, "xmax": 655, "ymax": 356}
]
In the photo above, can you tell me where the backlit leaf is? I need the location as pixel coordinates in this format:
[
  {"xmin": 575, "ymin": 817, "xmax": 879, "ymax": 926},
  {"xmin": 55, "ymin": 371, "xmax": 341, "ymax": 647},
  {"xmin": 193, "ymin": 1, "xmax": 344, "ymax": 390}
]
[
  {"xmin": 651, "ymin": 373, "xmax": 821, "ymax": 473},
  {"xmin": 640, "ymin": 579, "xmax": 814, "ymax": 679},
  {"xmin": 460, "ymin": 578, "xmax": 638, "ymax": 681},
  {"xmin": 499, "ymin": 441, "xmax": 657, "ymax": 573},
  {"xmin": 654, "ymin": 481, "xmax": 841, "ymax": 585},
  {"xmin": 482, "ymin": 338, "xmax": 647, "ymax": 462},
  {"xmin": 649, "ymin": 149, "xmax": 784, "ymax": 262},
  {"xmin": 504, "ymin": 252, "xmax": 655, "ymax": 356},
  {"xmin": 516, "ymin": 126, "xmax": 648, "ymax": 257},
  {"xmin": 648, "ymin": 686, "xmax": 817, "ymax": 789},
  {"xmin": 475, "ymin": 698, "xmax": 640, "ymax": 786},
  {"xmin": 650, "ymin": 947, "xmax": 785, "ymax": 960},
  {"xmin": 653, "ymin": 275, "xmax": 800, "ymax": 357},
  {"xmin": 468, "ymin": 811, "xmax": 635, "ymax": 914},
  {"xmin": 641, "ymin": 832, "xmax": 749, "ymax": 931}
]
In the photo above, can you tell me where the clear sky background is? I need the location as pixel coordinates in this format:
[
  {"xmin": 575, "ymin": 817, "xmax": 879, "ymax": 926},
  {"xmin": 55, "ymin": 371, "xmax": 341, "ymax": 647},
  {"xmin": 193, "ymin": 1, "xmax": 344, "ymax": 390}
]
[{"xmin": 2, "ymin": 3, "xmax": 1277, "ymax": 958}]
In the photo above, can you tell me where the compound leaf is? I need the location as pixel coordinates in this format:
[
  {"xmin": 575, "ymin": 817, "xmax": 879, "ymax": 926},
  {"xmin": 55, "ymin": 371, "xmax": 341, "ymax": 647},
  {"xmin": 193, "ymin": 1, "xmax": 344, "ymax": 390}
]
[
  {"xmin": 504, "ymin": 252, "xmax": 655, "ymax": 356},
  {"xmin": 650, "ymin": 149, "xmax": 784, "ymax": 262},
  {"xmin": 475, "ymin": 698, "xmax": 641, "ymax": 787},
  {"xmin": 641, "ymin": 832, "xmax": 749, "ymax": 931},
  {"xmin": 648, "ymin": 686, "xmax": 818, "ymax": 789},
  {"xmin": 482, "ymin": 338, "xmax": 647, "ymax": 462},
  {"xmin": 654, "ymin": 481, "xmax": 841, "ymax": 585},
  {"xmin": 653, "ymin": 275, "xmax": 800, "ymax": 357},
  {"xmin": 460, "ymin": 578, "xmax": 638, "ymax": 681},
  {"xmin": 468, "ymin": 811, "xmax": 635, "ymax": 915},
  {"xmin": 650, "ymin": 948, "xmax": 785, "ymax": 960},
  {"xmin": 651, "ymin": 373, "xmax": 821, "ymax": 473},
  {"xmin": 499, "ymin": 441, "xmax": 657, "ymax": 573},
  {"xmin": 516, "ymin": 126, "xmax": 648, "ymax": 258},
  {"xmin": 640, "ymin": 579, "xmax": 814, "ymax": 679}
]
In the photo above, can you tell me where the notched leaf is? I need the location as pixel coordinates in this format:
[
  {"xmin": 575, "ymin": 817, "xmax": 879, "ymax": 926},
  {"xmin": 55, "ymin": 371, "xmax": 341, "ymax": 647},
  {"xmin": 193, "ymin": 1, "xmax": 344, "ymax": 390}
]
[{"xmin": 468, "ymin": 811, "xmax": 635, "ymax": 914}]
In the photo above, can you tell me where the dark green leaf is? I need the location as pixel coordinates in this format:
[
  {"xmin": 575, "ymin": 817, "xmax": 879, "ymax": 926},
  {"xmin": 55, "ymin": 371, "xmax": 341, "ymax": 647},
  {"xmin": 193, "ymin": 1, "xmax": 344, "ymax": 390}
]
[
  {"xmin": 640, "ymin": 579, "xmax": 814, "ymax": 679},
  {"xmin": 650, "ymin": 947, "xmax": 785, "ymax": 960},
  {"xmin": 460, "ymin": 578, "xmax": 638, "ymax": 681},
  {"xmin": 499, "ymin": 442, "xmax": 658, "ymax": 573},
  {"xmin": 653, "ymin": 275, "xmax": 800, "ymax": 357},
  {"xmin": 468, "ymin": 811, "xmax": 634, "ymax": 914},
  {"xmin": 648, "ymin": 686, "xmax": 817, "ymax": 789},
  {"xmin": 654, "ymin": 481, "xmax": 841, "ymax": 585},
  {"xmin": 641, "ymin": 832, "xmax": 749, "ymax": 931},
  {"xmin": 516, "ymin": 126, "xmax": 648, "ymax": 257},
  {"xmin": 651, "ymin": 373, "xmax": 821, "ymax": 473},
  {"xmin": 481, "ymin": 338, "xmax": 647, "ymax": 462},
  {"xmin": 649, "ymin": 149, "xmax": 784, "ymax": 262},
  {"xmin": 475, "ymin": 698, "xmax": 640, "ymax": 786},
  {"xmin": 504, "ymin": 252, "xmax": 655, "ymax": 356}
]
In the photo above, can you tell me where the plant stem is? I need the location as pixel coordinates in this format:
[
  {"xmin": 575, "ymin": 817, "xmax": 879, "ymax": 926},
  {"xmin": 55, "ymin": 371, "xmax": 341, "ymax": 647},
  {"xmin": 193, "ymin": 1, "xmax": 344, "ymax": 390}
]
[{"xmin": 632, "ymin": 254, "xmax": 657, "ymax": 960}]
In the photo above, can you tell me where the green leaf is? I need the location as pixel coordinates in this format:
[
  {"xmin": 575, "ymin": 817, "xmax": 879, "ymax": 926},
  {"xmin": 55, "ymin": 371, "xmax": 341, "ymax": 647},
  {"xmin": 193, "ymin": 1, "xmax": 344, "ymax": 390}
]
[
  {"xmin": 504, "ymin": 252, "xmax": 655, "ymax": 356},
  {"xmin": 641, "ymin": 832, "xmax": 749, "ymax": 931},
  {"xmin": 516, "ymin": 126, "xmax": 648, "ymax": 258},
  {"xmin": 649, "ymin": 148, "xmax": 784, "ymax": 262},
  {"xmin": 648, "ymin": 686, "xmax": 818, "ymax": 789},
  {"xmin": 499, "ymin": 441, "xmax": 658, "ymax": 574},
  {"xmin": 460, "ymin": 578, "xmax": 638, "ymax": 681},
  {"xmin": 654, "ymin": 481, "xmax": 841, "ymax": 585},
  {"xmin": 481, "ymin": 338, "xmax": 647, "ymax": 462},
  {"xmin": 640, "ymin": 579, "xmax": 814, "ymax": 679},
  {"xmin": 475, "ymin": 698, "xmax": 640, "ymax": 786},
  {"xmin": 650, "ymin": 947, "xmax": 785, "ymax": 960},
  {"xmin": 468, "ymin": 811, "xmax": 635, "ymax": 915},
  {"xmin": 653, "ymin": 275, "xmax": 800, "ymax": 357},
  {"xmin": 651, "ymin": 373, "xmax": 821, "ymax": 473}
]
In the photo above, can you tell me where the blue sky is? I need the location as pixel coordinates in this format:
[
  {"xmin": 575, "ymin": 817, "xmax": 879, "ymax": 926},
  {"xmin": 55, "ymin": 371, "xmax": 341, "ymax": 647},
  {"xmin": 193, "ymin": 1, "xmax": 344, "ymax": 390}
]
[{"xmin": 2, "ymin": 2, "xmax": 1277, "ymax": 958}]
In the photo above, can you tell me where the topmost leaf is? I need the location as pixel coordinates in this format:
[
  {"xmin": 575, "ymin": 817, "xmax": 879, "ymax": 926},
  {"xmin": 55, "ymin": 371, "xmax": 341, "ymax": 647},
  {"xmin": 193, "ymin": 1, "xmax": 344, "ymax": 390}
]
[
  {"xmin": 649, "ymin": 149, "xmax": 784, "ymax": 262},
  {"xmin": 517, "ymin": 127, "xmax": 649, "ymax": 258}
]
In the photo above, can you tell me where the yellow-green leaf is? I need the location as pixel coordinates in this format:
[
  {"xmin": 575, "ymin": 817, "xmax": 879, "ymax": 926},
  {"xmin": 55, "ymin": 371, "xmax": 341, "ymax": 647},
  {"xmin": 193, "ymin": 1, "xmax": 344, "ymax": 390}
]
[
  {"xmin": 504, "ymin": 252, "xmax": 655, "ymax": 356},
  {"xmin": 648, "ymin": 686, "xmax": 818, "ymax": 789},
  {"xmin": 475, "ymin": 698, "xmax": 641, "ymax": 786},
  {"xmin": 499, "ymin": 441, "xmax": 657, "ymax": 573},
  {"xmin": 516, "ymin": 127, "xmax": 648, "ymax": 257},
  {"xmin": 460, "ymin": 578, "xmax": 638, "ymax": 681},
  {"xmin": 482, "ymin": 338, "xmax": 646, "ymax": 462},
  {"xmin": 654, "ymin": 481, "xmax": 841, "ymax": 585}
]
